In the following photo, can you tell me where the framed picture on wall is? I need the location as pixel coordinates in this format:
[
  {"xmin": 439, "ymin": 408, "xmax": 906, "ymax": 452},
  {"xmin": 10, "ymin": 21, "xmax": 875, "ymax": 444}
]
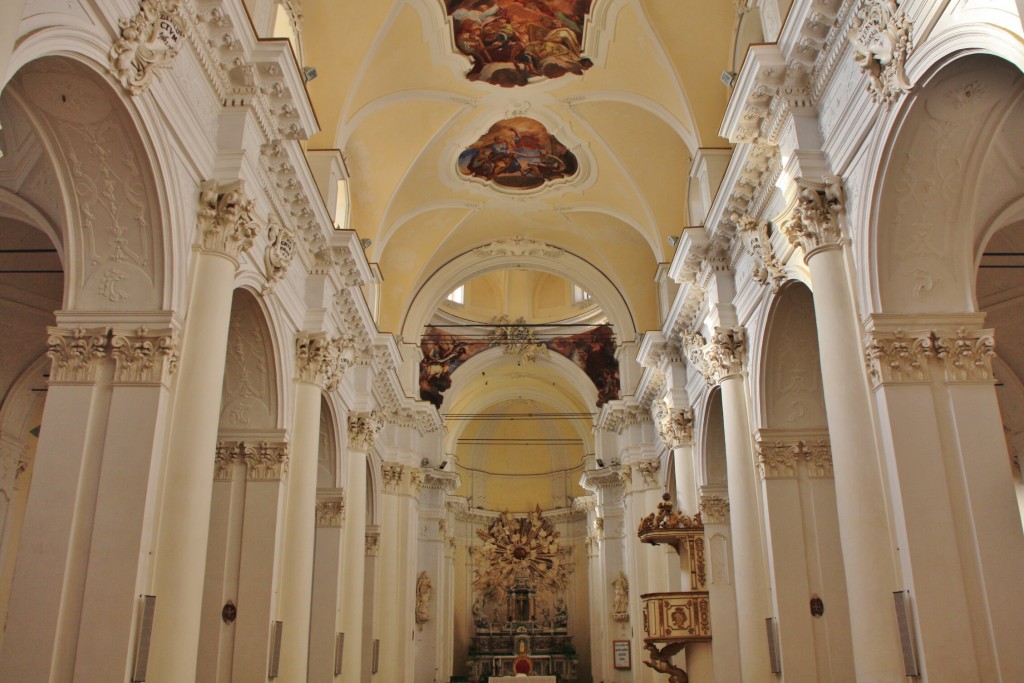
[{"xmin": 613, "ymin": 640, "xmax": 630, "ymax": 669}]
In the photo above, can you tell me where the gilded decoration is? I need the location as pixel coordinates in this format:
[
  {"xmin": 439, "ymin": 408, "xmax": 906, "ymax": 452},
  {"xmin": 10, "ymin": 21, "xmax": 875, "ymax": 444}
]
[
  {"xmin": 473, "ymin": 507, "xmax": 569, "ymax": 600},
  {"xmin": 848, "ymin": 0, "xmax": 913, "ymax": 107},
  {"xmin": 458, "ymin": 118, "xmax": 578, "ymax": 190},
  {"xmin": 638, "ymin": 494, "xmax": 704, "ymax": 536},
  {"xmin": 447, "ymin": 0, "xmax": 593, "ymax": 87},
  {"xmin": 643, "ymin": 642, "xmax": 690, "ymax": 683}
]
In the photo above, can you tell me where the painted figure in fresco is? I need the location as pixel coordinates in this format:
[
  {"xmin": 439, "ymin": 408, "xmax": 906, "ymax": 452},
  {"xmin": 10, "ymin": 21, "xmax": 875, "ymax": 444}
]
[
  {"xmin": 419, "ymin": 334, "xmax": 468, "ymax": 407},
  {"xmin": 458, "ymin": 117, "xmax": 577, "ymax": 190},
  {"xmin": 448, "ymin": 0, "xmax": 593, "ymax": 87}
]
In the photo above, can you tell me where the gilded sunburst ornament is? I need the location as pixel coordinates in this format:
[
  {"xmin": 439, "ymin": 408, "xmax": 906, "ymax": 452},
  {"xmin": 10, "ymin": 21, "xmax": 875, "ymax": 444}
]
[{"xmin": 473, "ymin": 507, "xmax": 569, "ymax": 597}]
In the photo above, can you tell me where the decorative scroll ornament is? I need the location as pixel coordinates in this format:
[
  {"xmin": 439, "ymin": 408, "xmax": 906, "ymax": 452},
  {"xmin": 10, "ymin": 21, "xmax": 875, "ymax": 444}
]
[
  {"xmin": 348, "ymin": 410, "xmax": 385, "ymax": 452},
  {"xmin": 198, "ymin": 180, "xmax": 261, "ymax": 262},
  {"xmin": 653, "ymin": 400, "xmax": 695, "ymax": 449},
  {"xmin": 109, "ymin": 0, "xmax": 187, "ymax": 95},
  {"xmin": 699, "ymin": 496, "xmax": 730, "ymax": 524},
  {"xmin": 415, "ymin": 572, "xmax": 432, "ymax": 630},
  {"xmin": 781, "ymin": 176, "xmax": 845, "ymax": 258},
  {"xmin": 734, "ymin": 213, "xmax": 786, "ymax": 292},
  {"xmin": 263, "ymin": 219, "xmax": 297, "ymax": 292},
  {"xmin": 241, "ymin": 441, "xmax": 289, "ymax": 480},
  {"xmin": 46, "ymin": 327, "xmax": 109, "ymax": 383},
  {"xmin": 488, "ymin": 315, "xmax": 548, "ymax": 362},
  {"xmin": 110, "ymin": 327, "xmax": 178, "ymax": 384},
  {"xmin": 864, "ymin": 329, "xmax": 937, "ymax": 386},
  {"xmin": 295, "ymin": 333, "xmax": 353, "ymax": 391},
  {"xmin": 611, "ymin": 571, "xmax": 629, "ymax": 622},
  {"xmin": 848, "ymin": 0, "xmax": 913, "ymax": 107},
  {"xmin": 473, "ymin": 507, "xmax": 569, "ymax": 599}
]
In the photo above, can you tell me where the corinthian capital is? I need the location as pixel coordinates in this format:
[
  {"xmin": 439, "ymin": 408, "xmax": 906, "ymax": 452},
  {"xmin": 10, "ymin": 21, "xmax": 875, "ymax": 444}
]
[
  {"xmin": 781, "ymin": 176, "xmax": 845, "ymax": 259},
  {"xmin": 295, "ymin": 333, "xmax": 353, "ymax": 391},
  {"xmin": 688, "ymin": 327, "xmax": 746, "ymax": 386},
  {"xmin": 348, "ymin": 410, "xmax": 385, "ymax": 452},
  {"xmin": 198, "ymin": 180, "xmax": 261, "ymax": 262},
  {"xmin": 110, "ymin": 327, "xmax": 179, "ymax": 384},
  {"xmin": 46, "ymin": 327, "xmax": 110, "ymax": 383},
  {"xmin": 652, "ymin": 399, "xmax": 694, "ymax": 448}
]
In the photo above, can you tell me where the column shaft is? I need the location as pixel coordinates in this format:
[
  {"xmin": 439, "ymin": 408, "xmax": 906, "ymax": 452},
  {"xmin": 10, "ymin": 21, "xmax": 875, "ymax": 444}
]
[
  {"xmin": 807, "ymin": 248, "xmax": 904, "ymax": 681},
  {"xmin": 719, "ymin": 376, "xmax": 771, "ymax": 682},
  {"xmin": 338, "ymin": 449, "xmax": 368, "ymax": 681},
  {"xmin": 277, "ymin": 381, "xmax": 323, "ymax": 680},
  {"xmin": 148, "ymin": 252, "xmax": 238, "ymax": 682}
]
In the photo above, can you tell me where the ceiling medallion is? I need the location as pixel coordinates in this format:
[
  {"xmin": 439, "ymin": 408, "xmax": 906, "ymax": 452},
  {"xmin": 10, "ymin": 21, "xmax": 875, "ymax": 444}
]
[
  {"xmin": 458, "ymin": 117, "xmax": 578, "ymax": 190},
  {"xmin": 447, "ymin": 0, "xmax": 593, "ymax": 87},
  {"xmin": 473, "ymin": 507, "xmax": 569, "ymax": 598}
]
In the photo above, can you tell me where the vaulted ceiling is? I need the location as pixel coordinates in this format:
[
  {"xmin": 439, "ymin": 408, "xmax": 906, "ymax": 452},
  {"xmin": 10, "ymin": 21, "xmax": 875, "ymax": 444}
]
[{"xmin": 292, "ymin": 0, "xmax": 751, "ymax": 506}]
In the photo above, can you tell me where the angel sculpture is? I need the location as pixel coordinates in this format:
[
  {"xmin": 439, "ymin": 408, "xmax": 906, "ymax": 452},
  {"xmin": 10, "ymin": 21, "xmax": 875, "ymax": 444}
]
[{"xmin": 643, "ymin": 641, "xmax": 688, "ymax": 683}]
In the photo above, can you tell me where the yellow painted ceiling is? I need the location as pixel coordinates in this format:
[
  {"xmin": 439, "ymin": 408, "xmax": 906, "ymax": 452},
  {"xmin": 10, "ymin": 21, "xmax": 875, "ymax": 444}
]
[{"xmin": 296, "ymin": 0, "xmax": 743, "ymax": 511}]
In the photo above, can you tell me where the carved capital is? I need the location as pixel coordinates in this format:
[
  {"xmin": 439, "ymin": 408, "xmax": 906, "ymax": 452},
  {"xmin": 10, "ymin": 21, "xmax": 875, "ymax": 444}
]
[
  {"xmin": 241, "ymin": 441, "xmax": 289, "ymax": 480},
  {"xmin": 756, "ymin": 441, "xmax": 799, "ymax": 479},
  {"xmin": 705, "ymin": 327, "xmax": 746, "ymax": 384},
  {"xmin": 214, "ymin": 442, "xmax": 242, "ymax": 481},
  {"xmin": 295, "ymin": 333, "xmax": 354, "ymax": 391},
  {"xmin": 47, "ymin": 327, "xmax": 110, "ymax": 384},
  {"xmin": 635, "ymin": 459, "xmax": 661, "ymax": 488},
  {"xmin": 348, "ymin": 410, "xmax": 385, "ymax": 452},
  {"xmin": 781, "ymin": 176, "xmax": 845, "ymax": 258},
  {"xmin": 699, "ymin": 495, "xmax": 730, "ymax": 524},
  {"xmin": 653, "ymin": 400, "xmax": 694, "ymax": 448},
  {"xmin": 110, "ymin": 327, "xmax": 178, "ymax": 384},
  {"xmin": 109, "ymin": 0, "xmax": 188, "ymax": 95},
  {"xmin": 848, "ymin": 0, "xmax": 913, "ymax": 108},
  {"xmin": 381, "ymin": 462, "xmax": 405, "ymax": 493},
  {"xmin": 796, "ymin": 440, "xmax": 833, "ymax": 478},
  {"xmin": 316, "ymin": 492, "xmax": 346, "ymax": 527},
  {"xmin": 409, "ymin": 468, "xmax": 425, "ymax": 494},
  {"xmin": 935, "ymin": 327, "xmax": 995, "ymax": 383},
  {"xmin": 865, "ymin": 329, "xmax": 938, "ymax": 387},
  {"xmin": 198, "ymin": 180, "xmax": 260, "ymax": 262},
  {"xmin": 365, "ymin": 530, "xmax": 381, "ymax": 556}
]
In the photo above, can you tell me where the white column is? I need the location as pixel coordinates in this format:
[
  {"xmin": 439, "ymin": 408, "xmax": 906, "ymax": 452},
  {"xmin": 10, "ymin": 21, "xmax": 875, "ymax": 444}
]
[
  {"xmin": 781, "ymin": 183, "xmax": 906, "ymax": 682},
  {"xmin": 698, "ymin": 492, "xmax": 740, "ymax": 683},
  {"xmin": 688, "ymin": 327, "xmax": 771, "ymax": 682},
  {"xmin": 415, "ymin": 469, "xmax": 459, "ymax": 683},
  {"xmin": 278, "ymin": 334, "xmax": 350, "ymax": 681},
  {"xmin": 309, "ymin": 491, "xmax": 345, "ymax": 682},
  {"xmin": 338, "ymin": 410, "xmax": 383, "ymax": 681},
  {"xmin": 865, "ymin": 322, "xmax": 1024, "ymax": 680},
  {"xmin": 376, "ymin": 463, "xmax": 418, "ymax": 683},
  {"xmin": 148, "ymin": 181, "xmax": 260, "ymax": 682},
  {"xmin": 231, "ymin": 442, "xmax": 289, "ymax": 681}
]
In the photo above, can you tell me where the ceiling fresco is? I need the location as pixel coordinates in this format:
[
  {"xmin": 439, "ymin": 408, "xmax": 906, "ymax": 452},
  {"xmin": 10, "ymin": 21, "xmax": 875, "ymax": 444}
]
[
  {"xmin": 457, "ymin": 117, "xmax": 578, "ymax": 189},
  {"xmin": 447, "ymin": 0, "xmax": 593, "ymax": 87}
]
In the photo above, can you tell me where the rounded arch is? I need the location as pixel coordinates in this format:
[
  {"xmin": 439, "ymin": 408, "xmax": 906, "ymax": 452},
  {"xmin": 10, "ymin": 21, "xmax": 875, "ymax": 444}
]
[
  {"xmin": 696, "ymin": 386, "xmax": 727, "ymax": 492},
  {"xmin": 856, "ymin": 44, "xmax": 1024, "ymax": 316},
  {"xmin": 401, "ymin": 242, "xmax": 638, "ymax": 342},
  {"xmin": 757, "ymin": 282, "xmax": 828, "ymax": 431},
  {"xmin": 3, "ymin": 53, "xmax": 170, "ymax": 313},
  {"xmin": 218, "ymin": 288, "xmax": 282, "ymax": 435}
]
